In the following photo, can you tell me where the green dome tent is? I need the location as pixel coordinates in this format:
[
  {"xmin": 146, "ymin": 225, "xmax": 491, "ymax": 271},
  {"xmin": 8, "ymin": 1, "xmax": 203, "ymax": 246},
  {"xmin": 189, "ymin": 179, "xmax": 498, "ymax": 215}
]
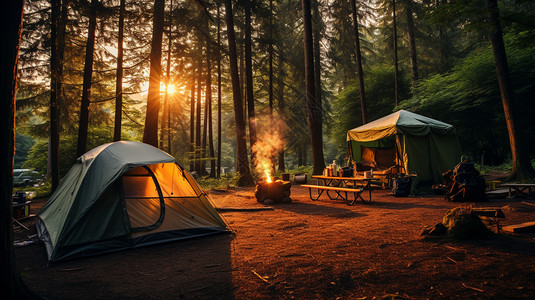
[
  {"xmin": 347, "ymin": 110, "xmax": 462, "ymax": 192},
  {"xmin": 37, "ymin": 141, "xmax": 228, "ymax": 262}
]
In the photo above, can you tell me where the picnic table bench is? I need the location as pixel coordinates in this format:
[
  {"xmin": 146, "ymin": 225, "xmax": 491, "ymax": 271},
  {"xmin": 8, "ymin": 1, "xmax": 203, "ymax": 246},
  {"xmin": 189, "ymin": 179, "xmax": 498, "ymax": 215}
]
[
  {"xmin": 302, "ymin": 175, "xmax": 374, "ymax": 205},
  {"xmin": 471, "ymin": 207, "xmax": 506, "ymax": 232},
  {"xmin": 501, "ymin": 183, "xmax": 535, "ymax": 199}
]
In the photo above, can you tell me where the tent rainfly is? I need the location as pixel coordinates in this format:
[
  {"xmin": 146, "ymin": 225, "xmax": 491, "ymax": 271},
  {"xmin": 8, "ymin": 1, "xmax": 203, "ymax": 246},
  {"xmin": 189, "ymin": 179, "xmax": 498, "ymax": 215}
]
[
  {"xmin": 37, "ymin": 141, "xmax": 228, "ymax": 262},
  {"xmin": 347, "ymin": 110, "xmax": 462, "ymax": 192}
]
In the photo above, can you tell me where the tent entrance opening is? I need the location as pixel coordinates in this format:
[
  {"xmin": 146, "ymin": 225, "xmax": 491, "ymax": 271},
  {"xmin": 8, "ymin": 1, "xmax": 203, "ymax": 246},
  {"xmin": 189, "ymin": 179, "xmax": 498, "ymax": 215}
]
[{"xmin": 123, "ymin": 166, "xmax": 165, "ymax": 232}]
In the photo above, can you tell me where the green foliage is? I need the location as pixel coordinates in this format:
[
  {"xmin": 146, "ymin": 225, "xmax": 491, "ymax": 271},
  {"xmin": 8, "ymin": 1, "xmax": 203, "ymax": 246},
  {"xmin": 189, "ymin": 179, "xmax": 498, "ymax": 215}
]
[
  {"xmin": 23, "ymin": 127, "xmax": 114, "ymax": 177},
  {"xmin": 196, "ymin": 173, "xmax": 241, "ymax": 190},
  {"xmin": 399, "ymin": 30, "xmax": 535, "ymax": 165},
  {"xmin": 14, "ymin": 133, "xmax": 35, "ymax": 169}
]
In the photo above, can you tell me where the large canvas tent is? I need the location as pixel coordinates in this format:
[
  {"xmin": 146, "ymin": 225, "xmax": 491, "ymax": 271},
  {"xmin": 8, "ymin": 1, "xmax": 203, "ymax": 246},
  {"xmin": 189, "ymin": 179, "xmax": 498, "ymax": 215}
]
[
  {"xmin": 37, "ymin": 141, "xmax": 228, "ymax": 262},
  {"xmin": 347, "ymin": 110, "xmax": 462, "ymax": 191}
]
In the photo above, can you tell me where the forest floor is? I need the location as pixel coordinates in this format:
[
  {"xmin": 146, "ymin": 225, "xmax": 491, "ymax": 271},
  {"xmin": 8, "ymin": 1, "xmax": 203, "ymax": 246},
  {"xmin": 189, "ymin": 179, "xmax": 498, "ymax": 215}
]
[{"xmin": 14, "ymin": 182, "xmax": 535, "ymax": 299}]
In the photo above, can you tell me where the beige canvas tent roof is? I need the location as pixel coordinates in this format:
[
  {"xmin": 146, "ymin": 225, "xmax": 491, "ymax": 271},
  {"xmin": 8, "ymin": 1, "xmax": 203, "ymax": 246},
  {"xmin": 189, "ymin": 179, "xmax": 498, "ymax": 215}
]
[{"xmin": 37, "ymin": 141, "xmax": 228, "ymax": 262}]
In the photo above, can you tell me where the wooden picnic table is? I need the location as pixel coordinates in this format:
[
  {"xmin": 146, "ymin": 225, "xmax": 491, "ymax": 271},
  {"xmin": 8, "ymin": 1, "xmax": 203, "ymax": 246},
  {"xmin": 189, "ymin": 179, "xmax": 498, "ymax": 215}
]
[
  {"xmin": 301, "ymin": 175, "xmax": 375, "ymax": 205},
  {"xmin": 501, "ymin": 183, "xmax": 535, "ymax": 199}
]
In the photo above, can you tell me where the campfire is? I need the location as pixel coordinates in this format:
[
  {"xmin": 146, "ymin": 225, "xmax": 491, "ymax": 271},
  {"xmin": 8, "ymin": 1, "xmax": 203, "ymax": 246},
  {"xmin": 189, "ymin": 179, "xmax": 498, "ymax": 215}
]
[
  {"xmin": 251, "ymin": 129, "xmax": 290, "ymax": 204},
  {"xmin": 255, "ymin": 174, "xmax": 291, "ymax": 205}
]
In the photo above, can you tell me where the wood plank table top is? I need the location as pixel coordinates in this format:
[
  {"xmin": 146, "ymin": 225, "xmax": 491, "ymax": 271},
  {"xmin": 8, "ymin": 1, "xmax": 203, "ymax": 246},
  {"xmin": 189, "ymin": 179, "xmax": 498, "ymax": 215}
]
[
  {"xmin": 501, "ymin": 183, "xmax": 535, "ymax": 187},
  {"xmin": 500, "ymin": 183, "xmax": 535, "ymax": 199}
]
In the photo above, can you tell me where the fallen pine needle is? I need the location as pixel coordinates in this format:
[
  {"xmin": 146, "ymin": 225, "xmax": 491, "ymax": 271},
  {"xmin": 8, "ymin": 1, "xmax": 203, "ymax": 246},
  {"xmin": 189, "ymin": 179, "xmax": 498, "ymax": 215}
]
[
  {"xmin": 252, "ymin": 270, "xmax": 269, "ymax": 283},
  {"xmin": 445, "ymin": 245, "xmax": 466, "ymax": 252},
  {"xmin": 462, "ymin": 283, "xmax": 484, "ymax": 293},
  {"xmin": 137, "ymin": 271, "xmax": 151, "ymax": 276},
  {"xmin": 446, "ymin": 256, "xmax": 457, "ymax": 264},
  {"xmin": 186, "ymin": 284, "xmax": 215, "ymax": 294}
]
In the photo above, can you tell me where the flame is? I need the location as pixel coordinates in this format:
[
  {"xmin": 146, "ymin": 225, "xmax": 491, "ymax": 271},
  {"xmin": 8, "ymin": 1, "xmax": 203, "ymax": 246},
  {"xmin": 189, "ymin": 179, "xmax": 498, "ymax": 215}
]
[{"xmin": 265, "ymin": 170, "xmax": 272, "ymax": 183}]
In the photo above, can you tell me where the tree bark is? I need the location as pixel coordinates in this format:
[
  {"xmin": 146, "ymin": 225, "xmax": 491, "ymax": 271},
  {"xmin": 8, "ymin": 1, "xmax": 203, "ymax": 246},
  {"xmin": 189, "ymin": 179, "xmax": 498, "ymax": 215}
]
[
  {"xmin": 224, "ymin": 0, "xmax": 254, "ymax": 186},
  {"xmin": 311, "ymin": 0, "xmax": 323, "ymax": 123},
  {"xmin": 312, "ymin": 0, "xmax": 323, "ymax": 125},
  {"xmin": 393, "ymin": 0, "xmax": 399, "ymax": 106},
  {"xmin": 143, "ymin": 0, "xmax": 165, "ymax": 147},
  {"xmin": 49, "ymin": 0, "xmax": 63, "ymax": 191},
  {"xmin": 76, "ymin": 0, "xmax": 98, "ymax": 157},
  {"xmin": 436, "ymin": 0, "xmax": 449, "ymax": 73},
  {"xmin": 207, "ymin": 39, "xmax": 215, "ymax": 178},
  {"xmin": 189, "ymin": 67, "xmax": 196, "ymax": 172},
  {"xmin": 195, "ymin": 52, "xmax": 203, "ymax": 173},
  {"xmin": 268, "ymin": 0, "xmax": 274, "ymax": 129},
  {"xmin": 302, "ymin": 0, "xmax": 325, "ymax": 175},
  {"xmin": 1, "ymin": 1, "xmax": 35, "ymax": 298},
  {"xmin": 485, "ymin": 0, "xmax": 535, "ymax": 180},
  {"xmin": 216, "ymin": 5, "xmax": 222, "ymax": 178},
  {"xmin": 405, "ymin": 0, "xmax": 418, "ymax": 90},
  {"xmin": 245, "ymin": 0, "xmax": 257, "ymax": 159},
  {"xmin": 160, "ymin": 1, "xmax": 172, "ymax": 151},
  {"xmin": 114, "ymin": 0, "xmax": 125, "ymax": 142},
  {"xmin": 351, "ymin": 0, "xmax": 367, "ymax": 124},
  {"xmin": 277, "ymin": 44, "xmax": 285, "ymax": 172},
  {"xmin": 160, "ymin": 43, "xmax": 171, "ymax": 150}
]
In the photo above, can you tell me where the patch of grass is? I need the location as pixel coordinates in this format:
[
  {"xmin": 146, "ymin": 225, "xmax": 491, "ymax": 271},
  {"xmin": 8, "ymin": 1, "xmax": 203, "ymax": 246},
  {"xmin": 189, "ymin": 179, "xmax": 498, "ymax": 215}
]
[
  {"xmin": 196, "ymin": 173, "xmax": 240, "ymax": 190},
  {"xmin": 475, "ymin": 158, "xmax": 535, "ymax": 176}
]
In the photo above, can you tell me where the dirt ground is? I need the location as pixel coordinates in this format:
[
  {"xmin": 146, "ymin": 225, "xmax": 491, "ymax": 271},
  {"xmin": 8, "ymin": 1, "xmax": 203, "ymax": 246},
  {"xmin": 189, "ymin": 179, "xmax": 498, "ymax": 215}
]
[{"xmin": 14, "ymin": 183, "xmax": 535, "ymax": 299}]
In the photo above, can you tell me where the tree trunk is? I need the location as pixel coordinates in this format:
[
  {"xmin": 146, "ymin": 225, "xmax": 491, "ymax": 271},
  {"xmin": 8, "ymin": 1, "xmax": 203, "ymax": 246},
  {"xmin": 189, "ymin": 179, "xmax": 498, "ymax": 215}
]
[
  {"xmin": 436, "ymin": 0, "xmax": 449, "ymax": 73},
  {"xmin": 160, "ymin": 3, "xmax": 172, "ymax": 151},
  {"xmin": 245, "ymin": 0, "xmax": 257, "ymax": 159},
  {"xmin": 49, "ymin": 0, "xmax": 64, "ymax": 191},
  {"xmin": 268, "ymin": 0, "xmax": 274, "ymax": 129},
  {"xmin": 1, "ymin": 1, "xmax": 34, "ymax": 298},
  {"xmin": 405, "ymin": 0, "xmax": 418, "ymax": 90},
  {"xmin": 207, "ymin": 39, "xmax": 215, "ymax": 178},
  {"xmin": 351, "ymin": 0, "xmax": 367, "ymax": 124},
  {"xmin": 277, "ymin": 44, "xmax": 285, "ymax": 172},
  {"xmin": 189, "ymin": 68, "xmax": 195, "ymax": 172},
  {"xmin": 485, "ymin": 0, "xmax": 535, "ymax": 180},
  {"xmin": 301, "ymin": 0, "xmax": 325, "ymax": 175},
  {"xmin": 312, "ymin": 0, "xmax": 323, "ymax": 125},
  {"xmin": 224, "ymin": 0, "xmax": 254, "ymax": 186},
  {"xmin": 76, "ymin": 0, "xmax": 98, "ymax": 157},
  {"xmin": 393, "ymin": 0, "xmax": 399, "ymax": 106},
  {"xmin": 195, "ymin": 53, "xmax": 202, "ymax": 173},
  {"xmin": 160, "ymin": 44, "xmax": 171, "ymax": 150},
  {"xmin": 216, "ymin": 5, "xmax": 222, "ymax": 178},
  {"xmin": 114, "ymin": 0, "xmax": 125, "ymax": 142},
  {"xmin": 202, "ymin": 80, "xmax": 208, "ymax": 175},
  {"xmin": 143, "ymin": 0, "xmax": 165, "ymax": 147},
  {"xmin": 269, "ymin": 0, "xmax": 277, "ymax": 170},
  {"xmin": 297, "ymin": 146, "xmax": 303, "ymax": 166}
]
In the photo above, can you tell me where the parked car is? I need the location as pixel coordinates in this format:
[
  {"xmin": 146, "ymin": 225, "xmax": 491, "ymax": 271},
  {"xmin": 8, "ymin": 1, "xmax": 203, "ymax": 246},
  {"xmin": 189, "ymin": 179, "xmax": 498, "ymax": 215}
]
[{"xmin": 13, "ymin": 169, "xmax": 44, "ymax": 186}]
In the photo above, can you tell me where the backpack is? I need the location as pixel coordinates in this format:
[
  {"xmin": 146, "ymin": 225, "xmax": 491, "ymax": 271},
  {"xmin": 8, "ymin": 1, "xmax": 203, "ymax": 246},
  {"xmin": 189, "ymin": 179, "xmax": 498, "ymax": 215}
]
[{"xmin": 392, "ymin": 175, "xmax": 412, "ymax": 197}]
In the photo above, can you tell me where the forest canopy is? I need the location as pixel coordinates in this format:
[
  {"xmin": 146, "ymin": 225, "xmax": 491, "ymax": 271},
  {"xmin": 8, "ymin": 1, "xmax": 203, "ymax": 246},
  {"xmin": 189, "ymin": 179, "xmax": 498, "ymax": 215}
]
[{"xmin": 15, "ymin": 0, "xmax": 535, "ymax": 186}]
